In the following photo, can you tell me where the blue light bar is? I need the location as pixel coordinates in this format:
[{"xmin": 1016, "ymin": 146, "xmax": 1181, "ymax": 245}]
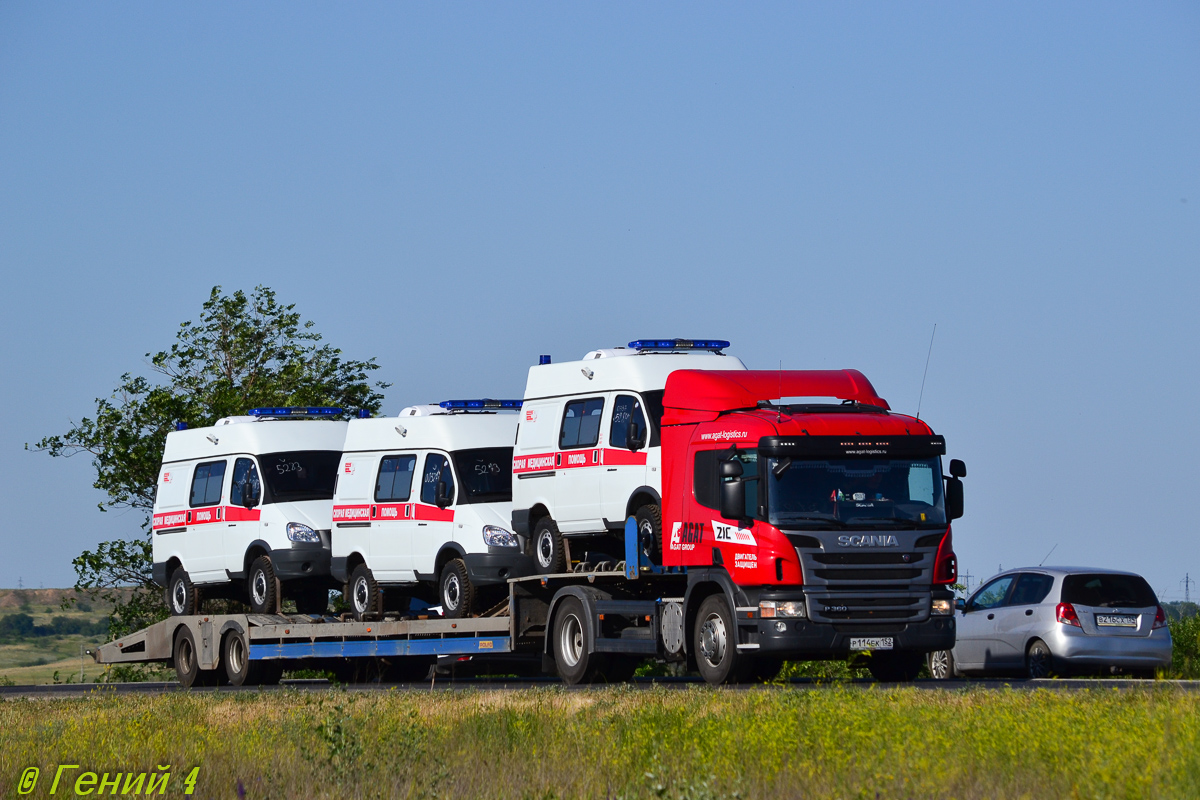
[
  {"xmin": 356, "ymin": 409, "xmax": 372, "ymax": 419},
  {"xmin": 247, "ymin": 407, "xmax": 345, "ymax": 417},
  {"xmin": 628, "ymin": 339, "xmax": 730, "ymax": 352},
  {"xmin": 438, "ymin": 399, "xmax": 523, "ymax": 410}
]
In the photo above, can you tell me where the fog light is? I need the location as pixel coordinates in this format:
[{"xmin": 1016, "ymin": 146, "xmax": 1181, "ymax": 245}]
[
  {"xmin": 774, "ymin": 621, "xmax": 787, "ymax": 633},
  {"xmin": 931, "ymin": 598, "xmax": 952, "ymax": 616}
]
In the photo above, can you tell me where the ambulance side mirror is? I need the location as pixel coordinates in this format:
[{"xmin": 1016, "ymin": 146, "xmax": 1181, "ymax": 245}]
[
  {"xmin": 435, "ymin": 480, "xmax": 452, "ymax": 509},
  {"xmin": 626, "ymin": 421, "xmax": 644, "ymax": 452},
  {"xmin": 244, "ymin": 481, "xmax": 260, "ymax": 509}
]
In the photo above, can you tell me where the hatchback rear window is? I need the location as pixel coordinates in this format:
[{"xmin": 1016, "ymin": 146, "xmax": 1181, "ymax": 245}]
[{"xmin": 1060, "ymin": 574, "xmax": 1157, "ymax": 608}]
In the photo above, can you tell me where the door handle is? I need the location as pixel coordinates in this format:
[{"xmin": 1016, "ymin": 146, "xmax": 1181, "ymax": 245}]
[
  {"xmin": 987, "ymin": 613, "xmax": 995, "ymax": 620},
  {"xmin": 1025, "ymin": 609, "xmax": 1033, "ymax": 616}
]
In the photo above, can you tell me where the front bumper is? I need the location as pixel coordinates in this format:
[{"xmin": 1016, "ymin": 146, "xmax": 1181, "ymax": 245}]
[
  {"xmin": 271, "ymin": 543, "xmax": 332, "ymax": 581},
  {"xmin": 747, "ymin": 614, "xmax": 955, "ymax": 658},
  {"xmin": 464, "ymin": 551, "xmax": 537, "ymax": 585},
  {"xmin": 1047, "ymin": 627, "xmax": 1173, "ymax": 669}
]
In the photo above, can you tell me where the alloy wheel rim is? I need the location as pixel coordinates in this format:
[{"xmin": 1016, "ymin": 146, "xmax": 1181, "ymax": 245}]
[
  {"xmin": 930, "ymin": 651, "xmax": 950, "ymax": 679},
  {"xmin": 1029, "ymin": 647, "xmax": 1049, "ymax": 678}
]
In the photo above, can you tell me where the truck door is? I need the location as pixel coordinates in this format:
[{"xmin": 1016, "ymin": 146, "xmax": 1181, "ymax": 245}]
[
  {"xmin": 555, "ymin": 397, "xmax": 605, "ymax": 533},
  {"xmin": 186, "ymin": 460, "xmax": 228, "ymax": 582},
  {"xmin": 371, "ymin": 454, "xmax": 418, "ymax": 582},
  {"xmin": 414, "ymin": 453, "xmax": 456, "ymax": 580},
  {"xmin": 601, "ymin": 394, "xmax": 651, "ymax": 524},
  {"xmin": 224, "ymin": 458, "xmax": 262, "ymax": 577}
]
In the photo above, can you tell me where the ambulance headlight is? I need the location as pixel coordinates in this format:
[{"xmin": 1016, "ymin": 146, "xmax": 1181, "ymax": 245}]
[
  {"xmin": 482, "ymin": 525, "xmax": 519, "ymax": 547},
  {"xmin": 286, "ymin": 523, "xmax": 321, "ymax": 543}
]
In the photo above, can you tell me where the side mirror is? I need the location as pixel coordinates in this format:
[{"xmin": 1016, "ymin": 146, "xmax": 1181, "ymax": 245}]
[
  {"xmin": 435, "ymin": 480, "xmax": 452, "ymax": 509},
  {"xmin": 945, "ymin": 476, "xmax": 963, "ymax": 520},
  {"xmin": 244, "ymin": 481, "xmax": 260, "ymax": 509},
  {"xmin": 949, "ymin": 459, "xmax": 966, "ymax": 478},
  {"xmin": 626, "ymin": 421, "xmax": 644, "ymax": 452},
  {"xmin": 719, "ymin": 479, "xmax": 746, "ymax": 523},
  {"xmin": 719, "ymin": 459, "xmax": 744, "ymax": 480},
  {"xmin": 955, "ymin": 598, "xmax": 966, "ymax": 611}
]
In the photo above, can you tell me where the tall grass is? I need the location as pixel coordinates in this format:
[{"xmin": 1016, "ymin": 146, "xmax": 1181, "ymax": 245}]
[{"xmin": 2, "ymin": 686, "xmax": 1197, "ymax": 799}]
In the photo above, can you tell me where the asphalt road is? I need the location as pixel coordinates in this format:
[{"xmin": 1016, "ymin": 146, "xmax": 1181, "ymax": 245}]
[{"xmin": 3, "ymin": 677, "xmax": 1199, "ymax": 698}]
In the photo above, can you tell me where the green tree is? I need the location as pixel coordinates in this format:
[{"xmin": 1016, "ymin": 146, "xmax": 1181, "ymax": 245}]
[{"xmin": 32, "ymin": 286, "xmax": 387, "ymax": 639}]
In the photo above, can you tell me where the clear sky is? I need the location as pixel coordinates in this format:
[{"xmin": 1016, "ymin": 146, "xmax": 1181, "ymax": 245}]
[{"xmin": 1, "ymin": 4, "xmax": 1197, "ymax": 599}]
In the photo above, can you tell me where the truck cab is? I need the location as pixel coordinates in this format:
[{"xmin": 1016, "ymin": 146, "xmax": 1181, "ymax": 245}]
[
  {"xmin": 151, "ymin": 408, "xmax": 348, "ymax": 616},
  {"xmin": 332, "ymin": 399, "xmax": 533, "ymax": 620},
  {"xmin": 512, "ymin": 339, "xmax": 747, "ymax": 573}
]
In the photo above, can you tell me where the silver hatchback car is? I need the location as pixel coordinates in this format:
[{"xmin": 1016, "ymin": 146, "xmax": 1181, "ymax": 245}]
[{"xmin": 928, "ymin": 567, "xmax": 1172, "ymax": 679}]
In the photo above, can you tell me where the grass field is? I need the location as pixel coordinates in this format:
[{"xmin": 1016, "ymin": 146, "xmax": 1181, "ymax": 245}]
[{"xmin": 2, "ymin": 685, "xmax": 1197, "ymax": 799}]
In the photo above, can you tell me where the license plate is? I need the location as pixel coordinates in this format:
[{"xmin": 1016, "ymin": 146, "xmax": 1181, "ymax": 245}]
[
  {"xmin": 850, "ymin": 637, "xmax": 894, "ymax": 650},
  {"xmin": 1096, "ymin": 614, "xmax": 1137, "ymax": 627}
]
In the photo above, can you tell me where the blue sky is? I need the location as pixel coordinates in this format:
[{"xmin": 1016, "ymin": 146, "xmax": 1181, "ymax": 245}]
[{"xmin": 1, "ymin": 3, "xmax": 1197, "ymax": 598}]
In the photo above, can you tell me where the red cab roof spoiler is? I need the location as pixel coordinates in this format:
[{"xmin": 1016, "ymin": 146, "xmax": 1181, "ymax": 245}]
[{"xmin": 662, "ymin": 369, "xmax": 890, "ymax": 425}]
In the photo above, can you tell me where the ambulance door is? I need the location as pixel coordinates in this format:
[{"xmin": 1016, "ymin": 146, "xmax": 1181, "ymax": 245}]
[
  {"xmin": 555, "ymin": 397, "xmax": 605, "ymax": 533},
  {"xmin": 370, "ymin": 453, "xmax": 418, "ymax": 582},
  {"xmin": 600, "ymin": 394, "xmax": 651, "ymax": 524},
  {"xmin": 185, "ymin": 459, "xmax": 228, "ymax": 582},
  {"xmin": 224, "ymin": 457, "xmax": 262, "ymax": 577},
  {"xmin": 414, "ymin": 453, "xmax": 456, "ymax": 580},
  {"xmin": 512, "ymin": 400, "xmax": 559, "ymax": 515}
]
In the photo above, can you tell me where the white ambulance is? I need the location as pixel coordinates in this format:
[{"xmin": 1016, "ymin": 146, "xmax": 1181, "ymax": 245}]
[
  {"xmin": 151, "ymin": 408, "xmax": 348, "ymax": 616},
  {"xmin": 331, "ymin": 399, "xmax": 531, "ymax": 620},
  {"xmin": 511, "ymin": 339, "xmax": 747, "ymax": 572}
]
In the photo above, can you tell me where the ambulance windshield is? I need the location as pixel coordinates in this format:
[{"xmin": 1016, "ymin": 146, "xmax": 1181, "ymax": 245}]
[
  {"xmin": 766, "ymin": 457, "xmax": 946, "ymax": 529},
  {"xmin": 452, "ymin": 447, "xmax": 513, "ymax": 504},
  {"xmin": 258, "ymin": 450, "xmax": 341, "ymax": 503}
]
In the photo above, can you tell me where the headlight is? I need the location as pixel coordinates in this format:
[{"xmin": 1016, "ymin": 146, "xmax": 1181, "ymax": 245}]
[
  {"xmin": 931, "ymin": 598, "xmax": 953, "ymax": 616},
  {"xmin": 286, "ymin": 522, "xmax": 320, "ymax": 543},
  {"xmin": 482, "ymin": 525, "xmax": 518, "ymax": 547},
  {"xmin": 760, "ymin": 599, "xmax": 806, "ymax": 618}
]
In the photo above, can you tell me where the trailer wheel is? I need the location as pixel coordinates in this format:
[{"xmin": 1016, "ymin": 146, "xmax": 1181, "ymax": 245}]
[
  {"xmin": 173, "ymin": 627, "xmax": 205, "ymax": 688},
  {"xmin": 349, "ymin": 564, "xmax": 382, "ymax": 621},
  {"xmin": 222, "ymin": 630, "xmax": 265, "ymax": 686},
  {"xmin": 694, "ymin": 594, "xmax": 742, "ymax": 685},
  {"xmin": 634, "ymin": 505, "xmax": 662, "ymax": 564},
  {"xmin": 247, "ymin": 556, "xmax": 280, "ymax": 614},
  {"xmin": 867, "ymin": 650, "xmax": 924, "ymax": 682},
  {"xmin": 167, "ymin": 568, "xmax": 200, "ymax": 616},
  {"xmin": 552, "ymin": 596, "xmax": 606, "ymax": 684},
  {"xmin": 532, "ymin": 517, "xmax": 566, "ymax": 574},
  {"xmin": 439, "ymin": 559, "xmax": 476, "ymax": 619},
  {"xmin": 293, "ymin": 588, "xmax": 329, "ymax": 616}
]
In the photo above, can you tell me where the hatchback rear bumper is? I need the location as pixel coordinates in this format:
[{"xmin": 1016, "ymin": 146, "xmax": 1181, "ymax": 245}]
[{"xmin": 1047, "ymin": 627, "xmax": 1172, "ymax": 669}]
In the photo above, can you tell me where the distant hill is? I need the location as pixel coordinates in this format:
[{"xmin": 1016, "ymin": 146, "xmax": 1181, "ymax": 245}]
[{"xmin": 0, "ymin": 588, "xmax": 132, "ymax": 612}]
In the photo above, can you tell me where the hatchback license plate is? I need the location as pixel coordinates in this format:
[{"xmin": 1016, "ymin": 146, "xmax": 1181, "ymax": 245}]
[
  {"xmin": 850, "ymin": 637, "xmax": 894, "ymax": 650},
  {"xmin": 1096, "ymin": 614, "xmax": 1137, "ymax": 627}
]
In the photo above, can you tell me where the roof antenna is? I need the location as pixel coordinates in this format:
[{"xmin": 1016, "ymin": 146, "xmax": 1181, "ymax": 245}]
[
  {"xmin": 915, "ymin": 323, "xmax": 937, "ymax": 421},
  {"xmin": 1039, "ymin": 543, "xmax": 1058, "ymax": 567},
  {"xmin": 777, "ymin": 360, "xmax": 783, "ymax": 423}
]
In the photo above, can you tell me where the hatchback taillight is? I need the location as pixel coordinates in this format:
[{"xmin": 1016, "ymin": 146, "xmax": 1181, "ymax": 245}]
[
  {"xmin": 1153, "ymin": 605, "xmax": 1167, "ymax": 629},
  {"xmin": 1056, "ymin": 602, "xmax": 1081, "ymax": 627},
  {"xmin": 932, "ymin": 528, "xmax": 957, "ymax": 585}
]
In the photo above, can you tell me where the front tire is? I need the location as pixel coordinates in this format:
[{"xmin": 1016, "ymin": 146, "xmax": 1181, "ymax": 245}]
[
  {"xmin": 348, "ymin": 563, "xmax": 382, "ymax": 621},
  {"xmin": 532, "ymin": 517, "xmax": 566, "ymax": 574},
  {"xmin": 167, "ymin": 568, "xmax": 200, "ymax": 617},
  {"xmin": 634, "ymin": 505, "xmax": 662, "ymax": 565},
  {"xmin": 439, "ymin": 559, "xmax": 476, "ymax": 619},
  {"xmin": 928, "ymin": 649, "xmax": 957, "ymax": 680},
  {"xmin": 247, "ymin": 556, "xmax": 280, "ymax": 614},
  {"xmin": 694, "ymin": 594, "xmax": 742, "ymax": 685},
  {"xmin": 552, "ymin": 597, "xmax": 607, "ymax": 684},
  {"xmin": 1026, "ymin": 639, "xmax": 1055, "ymax": 679}
]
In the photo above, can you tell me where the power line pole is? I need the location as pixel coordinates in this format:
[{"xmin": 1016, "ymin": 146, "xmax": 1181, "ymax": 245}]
[
  {"xmin": 1182, "ymin": 573, "xmax": 1196, "ymax": 605},
  {"xmin": 960, "ymin": 568, "xmax": 974, "ymax": 592}
]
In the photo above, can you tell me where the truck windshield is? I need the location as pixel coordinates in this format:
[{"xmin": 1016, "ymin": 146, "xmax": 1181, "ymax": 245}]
[
  {"xmin": 451, "ymin": 447, "xmax": 513, "ymax": 504},
  {"xmin": 766, "ymin": 457, "xmax": 945, "ymax": 528},
  {"xmin": 259, "ymin": 450, "xmax": 341, "ymax": 503}
]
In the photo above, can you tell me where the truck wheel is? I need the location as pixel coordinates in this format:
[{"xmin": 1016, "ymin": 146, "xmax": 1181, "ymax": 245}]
[
  {"xmin": 553, "ymin": 596, "xmax": 607, "ymax": 684},
  {"xmin": 173, "ymin": 626, "xmax": 211, "ymax": 688},
  {"xmin": 927, "ymin": 649, "xmax": 956, "ymax": 680},
  {"xmin": 694, "ymin": 594, "xmax": 742, "ymax": 685},
  {"xmin": 293, "ymin": 588, "xmax": 329, "ymax": 616},
  {"xmin": 439, "ymin": 559, "xmax": 476, "ymax": 619},
  {"xmin": 634, "ymin": 505, "xmax": 662, "ymax": 564},
  {"xmin": 247, "ymin": 556, "xmax": 280, "ymax": 614},
  {"xmin": 221, "ymin": 629, "xmax": 269, "ymax": 687},
  {"xmin": 1026, "ymin": 639, "xmax": 1055, "ymax": 679},
  {"xmin": 532, "ymin": 517, "xmax": 566, "ymax": 574},
  {"xmin": 349, "ymin": 564, "xmax": 382, "ymax": 621},
  {"xmin": 867, "ymin": 651, "xmax": 924, "ymax": 682},
  {"xmin": 167, "ymin": 568, "xmax": 200, "ymax": 616}
]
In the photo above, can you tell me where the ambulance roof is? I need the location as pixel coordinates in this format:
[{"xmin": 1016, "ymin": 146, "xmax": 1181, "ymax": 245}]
[
  {"xmin": 341, "ymin": 411, "xmax": 518, "ymax": 454},
  {"xmin": 161, "ymin": 418, "xmax": 349, "ymax": 464},
  {"xmin": 523, "ymin": 348, "xmax": 746, "ymax": 400}
]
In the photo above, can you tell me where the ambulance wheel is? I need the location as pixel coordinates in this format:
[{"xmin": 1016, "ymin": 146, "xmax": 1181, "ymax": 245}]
[
  {"xmin": 247, "ymin": 556, "xmax": 280, "ymax": 614},
  {"xmin": 167, "ymin": 568, "xmax": 200, "ymax": 617},
  {"xmin": 439, "ymin": 559, "xmax": 475, "ymax": 619},
  {"xmin": 694, "ymin": 594, "xmax": 743, "ymax": 685},
  {"xmin": 634, "ymin": 504, "xmax": 662, "ymax": 564},
  {"xmin": 532, "ymin": 517, "xmax": 566, "ymax": 574},
  {"xmin": 349, "ymin": 564, "xmax": 382, "ymax": 621},
  {"xmin": 552, "ymin": 597, "xmax": 607, "ymax": 684},
  {"xmin": 293, "ymin": 588, "xmax": 329, "ymax": 616},
  {"xmin": 173, "ymin": 626, "xmax": 216, "ymax": 688},
  {"xmin": 221, "ymin": 629, "xmax": 271, "ymax": 687}
]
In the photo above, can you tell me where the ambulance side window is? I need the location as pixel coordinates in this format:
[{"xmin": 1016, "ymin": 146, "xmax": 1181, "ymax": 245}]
[
  {"xmin": 190, "ymin": 460, "xmax": 227, "ymax": 507},
  {"xmin": 560, "ymin": 398, "xmax": 604, "ymax": 449},
  {"xmin": 609, "ymin": 395, "xmax": 647, "ymax": 449},
  {"xmin": 376, "ymin": 455, "xmax": 417, "ymax": 502},
  {"xmin": 230, "ymin": 458, "xmax": 260, "ymax": 507},
  {"xmin": 420, "ymin": 454, "xmax": 455, "ymax": 505}
]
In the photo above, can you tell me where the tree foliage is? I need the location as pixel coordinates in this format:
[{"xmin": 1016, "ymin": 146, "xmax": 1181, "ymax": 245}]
[{"xmin": 34, "ymin": 286, "xmax": 388, "ymax": 638}]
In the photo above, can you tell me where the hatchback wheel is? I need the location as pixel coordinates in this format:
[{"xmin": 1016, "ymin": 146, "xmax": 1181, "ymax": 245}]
[
  {"xmin": 1026, "ymin": 639, "xmax": 1055, "ymax": 679},
  {"xmin": 927, "ymin": 649, "xmax": 956, "ymax": 680}
]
